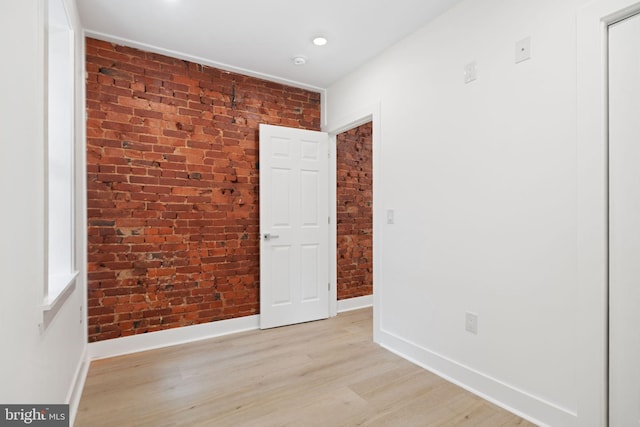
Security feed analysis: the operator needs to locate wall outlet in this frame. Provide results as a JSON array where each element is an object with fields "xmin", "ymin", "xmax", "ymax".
[
  {"xmin": 465, "ymin": 312, "xmax": 478, "ymax": 334},
  {"xmin": 515, "ymin": 37, "xmax": 532, "ymax": 63}
]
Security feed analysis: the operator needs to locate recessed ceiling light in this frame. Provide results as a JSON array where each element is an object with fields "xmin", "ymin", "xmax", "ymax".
[
  {"xmin": 313, "ymin": 37, "xmax": 328, "ymax": 46},
  {"xmin": 293, "ymin": 56, "xmax": 306, "ymax": 66}
]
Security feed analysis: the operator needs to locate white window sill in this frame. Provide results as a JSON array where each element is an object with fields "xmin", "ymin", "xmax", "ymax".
[{"xmin": 41, "ymin": 271, "xmax": 78, "ymax": 328}]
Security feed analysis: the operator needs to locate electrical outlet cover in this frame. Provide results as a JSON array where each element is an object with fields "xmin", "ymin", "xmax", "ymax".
[{"xmin": 515, "ymin": 37, "xmax": 531, "ymax": 63}]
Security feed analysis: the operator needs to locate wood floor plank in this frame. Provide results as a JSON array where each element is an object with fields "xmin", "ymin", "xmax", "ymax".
[{"xmin": 75, "ymin": 308, "xmax": 537, "ymax": 426}]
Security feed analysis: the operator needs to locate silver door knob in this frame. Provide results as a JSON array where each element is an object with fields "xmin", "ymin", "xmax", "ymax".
[{"xmin": 263, "ymin": 233, "xmax": 280, "ymax": 241}]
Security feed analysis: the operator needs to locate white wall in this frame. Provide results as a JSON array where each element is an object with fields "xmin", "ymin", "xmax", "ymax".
[
  {"xmin": 326, "ymin": 0, "xmax": 604, "ymax": 425},
  {"xmin": 0, "ymin": 0, "xmax": 87, "ymax": 421}
]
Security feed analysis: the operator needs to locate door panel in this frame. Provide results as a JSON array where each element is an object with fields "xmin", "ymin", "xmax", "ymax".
[
  {"xmin": 272, "ymin": 169, "xmax": 291, "ymax": 226},
  {"xmin": 609, "ymin": 12, "xmax": 640, "ymax": 426},
  {"xmin": 301, "ymin": 245, "xmax": 320, "ymax": 301},
  {"xmin": 272, "ymin": 246, "xmax": 292, "ymax": 305},
  {"xmin": 259, "ymin": 124, "xmax": 329, "ymax": 329},
  {"xmin": 301, "ymin": 171, "xmax": 319, "ymax": 225}
]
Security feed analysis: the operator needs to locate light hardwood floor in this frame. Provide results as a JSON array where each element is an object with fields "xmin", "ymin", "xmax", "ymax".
[{"xmin": 75, "ymin": 308, "xmax": 536, "ymax": 426}]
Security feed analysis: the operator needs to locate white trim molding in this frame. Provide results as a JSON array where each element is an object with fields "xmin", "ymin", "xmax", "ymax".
[
  {"xmin": 84, "ymin": 30, "xmax": 326, "ymax": 95},
  {"xmin": 87, "ymin": 296, "xmax": 376, "ymax": 361},
  {"xmin": 40, "ymin": 274, "xmax": 77, "ymax": 329},
  {"xmin": 337, "ymin": 295, "xmax": 373, "ymax": 313},
  {"xmin": 378, "ymin": 329, "xmax": 572, "ymax": 427},
  {"xmin": 324, "ymin": 101, "xmax": 382, "ymax": 342},
  {"xmin": 88, "ymin": 315, "xmax": 259, "ymax": 361},
  {"xmin": 577, "ymin": 1, "xmax": 640, "ymax": 425},
  {"xmin": 67, "ymin": 348, "xmax": 90, "ymax": 427}
]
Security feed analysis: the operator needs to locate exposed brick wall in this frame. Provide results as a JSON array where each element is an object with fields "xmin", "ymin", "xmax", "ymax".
[
  {"xmin": 85, "ymin": 38, "xmax": 321, "ymax": 342},
  {"xmin": 336, "ymin": 122, "xmax": 373, "ymax": 300}
]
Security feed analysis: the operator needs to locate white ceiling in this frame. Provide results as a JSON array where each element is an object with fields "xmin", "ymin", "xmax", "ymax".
[{"xmin": 76, "ymin": 0, "xmax": 463, "ymax": 90}]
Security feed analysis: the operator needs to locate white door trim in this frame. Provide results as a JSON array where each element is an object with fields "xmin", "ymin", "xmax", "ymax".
[
  {"xmin": 608, "ymin": 14, "xmax": 640, "ymax": 424},
  {"xmin": 324, "ymin": 102, "xmax": 382, "ymax": 342},
  {"xmin": 577, "ymin": 1, "xmax": 640, "ymax": 425}
]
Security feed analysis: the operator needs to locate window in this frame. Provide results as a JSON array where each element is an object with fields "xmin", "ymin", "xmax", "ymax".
[{"xmin": 45, "ymin": 0, "xmax": 77, "ymax": 308}]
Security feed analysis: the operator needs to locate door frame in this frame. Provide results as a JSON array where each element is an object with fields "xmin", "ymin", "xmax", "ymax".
[
  {"xmin": 578, "ymin": 1, "xmax": 640, "ymax": 425},
  {"xmin": 607, "ymin": 14, "xmax": 640, "ymax": 425},
  {"xmin": 325, "ymin": 103, "xmax": 382, "ymax": 342}
]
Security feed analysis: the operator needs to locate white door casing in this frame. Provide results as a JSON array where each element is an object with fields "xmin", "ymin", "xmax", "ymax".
[
  {"xmin": 259, "ymin": 124, "xmax": 330, "ymax": 329},
  {"xmin": 609, "ymin": 12, "xmax": 640, "ymax": 426}
]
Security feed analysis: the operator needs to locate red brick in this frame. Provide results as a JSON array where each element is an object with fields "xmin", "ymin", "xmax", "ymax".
[
  {"xmin": 86, "ymin": 37, "xmax": 320, "ymax": 342},
  {"xmin": 336, "ymin": 123, "xmax": 373, "ymax": 300}
]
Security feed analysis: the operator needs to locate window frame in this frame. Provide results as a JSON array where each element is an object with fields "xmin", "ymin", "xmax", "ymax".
[{"xmin": 43, "ymin": 0, "xmax": 78, "ymax": 313}]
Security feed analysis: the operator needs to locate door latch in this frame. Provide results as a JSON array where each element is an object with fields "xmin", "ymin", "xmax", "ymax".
[{"xmin": 263, "ymin": 233, "xmax": 280, "ymax": 241}]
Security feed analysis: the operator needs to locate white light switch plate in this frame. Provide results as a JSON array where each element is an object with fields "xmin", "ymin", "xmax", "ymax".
[
  {"xmin": 464, "ymin": 61, "xmax": 477, "ymax": 84},
  {"xmin": 465, "ymin": 312, "xmax": 478, "ymax": 334},
  {"xmin": 386, "ymin": 209, "xmax": 395, "ymax": 224}
]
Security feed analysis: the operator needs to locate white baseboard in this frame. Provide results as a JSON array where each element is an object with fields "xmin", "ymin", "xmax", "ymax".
[
  {"xmin": 87, "ymin": 297, "xmax": 368, "ymax": 361},
  {"xmin": 378, "ymin": 328, "xmax": 576, "ymax": 427},
  {"xmin": 88, "ymin": 315, "xmax": 260, "ymax": 361},
  {"xmin": 337, "ymin": 295, "xmax": 373, "ymax": 313},
  {"xmin": 67, "ymin": 346, "xmax": 89, "ymax": 426}
]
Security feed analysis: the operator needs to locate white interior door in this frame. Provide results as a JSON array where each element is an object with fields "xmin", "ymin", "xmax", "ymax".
[
  {"xmin": 609, "ymin": 12, "xmax": 640, "ymax": 426},
  {"xmin": 259, "ymin": 124, "xmax": 329, "ymax": 329}
]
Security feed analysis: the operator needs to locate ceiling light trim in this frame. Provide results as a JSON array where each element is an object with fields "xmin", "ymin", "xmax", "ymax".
[{"xmin": 313, "ymin": 36, "xmax": 328, "ymax": 46}]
